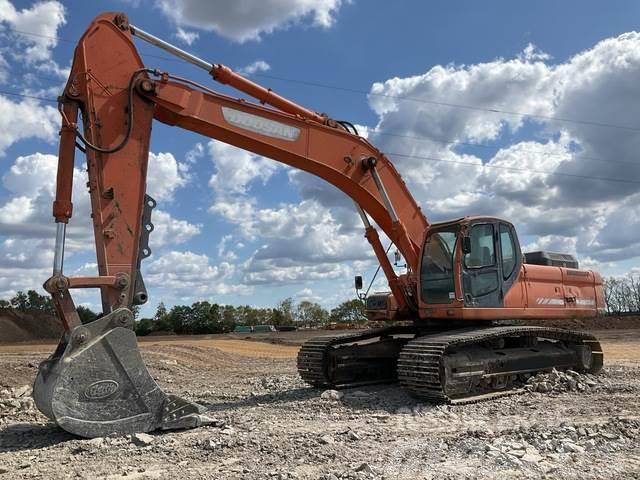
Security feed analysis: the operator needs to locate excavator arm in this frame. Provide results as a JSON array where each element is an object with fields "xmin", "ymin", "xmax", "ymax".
[{"xmin": 33, "ymin": 12, "xmax": 428, "ymax": 437}]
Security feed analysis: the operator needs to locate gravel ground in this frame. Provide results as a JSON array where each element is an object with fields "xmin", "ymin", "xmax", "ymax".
[{"xmin": 0, "ymin": 336, "xmax": 639, "ymax": 479}]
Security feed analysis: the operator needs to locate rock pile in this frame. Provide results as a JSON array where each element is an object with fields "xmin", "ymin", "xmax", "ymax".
[
  {"xmin": 525, "ymin": 368, "xmax": 600, "ymax": 394},
  {"xmin": 0, "ymin": 385, "xmax": 37, "ymax": 424},
  {"xmin": 319, "ymin": 462, "xmax": 377, "ymax": 480},
  {"xmin": 475, "ymin": 417, "xmax": 639, "ymax": 470}
]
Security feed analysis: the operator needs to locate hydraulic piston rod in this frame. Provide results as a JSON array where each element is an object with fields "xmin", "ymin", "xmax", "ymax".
[
  {"xmin": 129, "ymin": 22, "xmax": 326, "ymax": 123},
  {"xmin": 130, "ymin": 24, "xmax": 213, "ymax": 71},
  {"xmin": 52, "ymin": 223, "xmax": 66, "ymax": 275}
]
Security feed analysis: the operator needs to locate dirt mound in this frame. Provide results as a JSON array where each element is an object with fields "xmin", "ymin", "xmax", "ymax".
[
  {"xmin": 526, "ymin": 315, "xmax": 639, "ymax": 330},
  {"xmin": 0, "ymin": 308, "xmax": 63, "ymax": 343}
]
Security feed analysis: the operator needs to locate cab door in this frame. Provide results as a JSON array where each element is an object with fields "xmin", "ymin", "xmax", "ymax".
[
  {"xmin": 461, "ymin": 222, "xmax": 502, "ymax": 307},
  {"xmin": 497, "ymin": 222, "xmax": 523, "ymax": 305}
]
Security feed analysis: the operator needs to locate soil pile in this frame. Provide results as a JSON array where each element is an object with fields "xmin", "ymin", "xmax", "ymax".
[
  {"xmin": 526, "ymin": 315, "xmax": 639, "ymax": 330},
  {"xmin": 0, "ymin": 308, "xmax": 62, "ymax": 343}
]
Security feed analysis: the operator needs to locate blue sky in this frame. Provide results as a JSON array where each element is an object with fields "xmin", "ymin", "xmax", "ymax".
[{"xmin": 1, "ymin": 0, "xmax": 639, "ymax": 315}]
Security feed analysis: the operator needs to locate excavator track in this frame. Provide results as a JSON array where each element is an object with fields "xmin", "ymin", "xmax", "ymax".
[
  {"xmin": 397, "ymin": 326, "xmax": 603, "ymax": 403},
  {"xmin": 297, "ymin": 326, "xmax": 416, "ymax": 388},
  {"xmin": 298, "ymin": 325, "xmax": 603, "ymax": 404}
]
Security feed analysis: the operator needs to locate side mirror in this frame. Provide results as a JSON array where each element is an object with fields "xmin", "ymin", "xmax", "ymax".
[
  {"xmin": 354, "ymin": 275, "xmax": 363, "ymax": 291},
  {"xmin": 462, "ymin": 236, "xmax": 472, "ymax": 254}
]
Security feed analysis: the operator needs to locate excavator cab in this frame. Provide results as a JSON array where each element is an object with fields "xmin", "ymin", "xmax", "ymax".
[{"xmin": 419, "ymin": 217, "xmax": 523, "ymax": 311}]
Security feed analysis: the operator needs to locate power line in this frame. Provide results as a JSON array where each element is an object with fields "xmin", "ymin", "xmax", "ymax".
[
  {"xmin": 253, "ymin": 73, "xmax": 640, "ymax": 133},
  {"xmin": 387, "ymin": 152, "xmax": 640, "ymax": 185},
  {"xmin": 4, "ymin": 74, "xmax": 637, "ymax": 169},
  {"xmin": 373, "ymin": 131, "xmax": 640, "ymax": 168},
  {"xmin": 0, "ymin": 87, "xmax": 637, "ymax": 185},
  {"xmin": 0, "ymin": 89, "xmax": 57, "ymax": 103},
  {"xmin": 7, "ymin": 26, "xmax": 640, "ymax": 133},
  {"xmin": 7, "ymin": 27, "xmax": 193, "ymax": 64}
]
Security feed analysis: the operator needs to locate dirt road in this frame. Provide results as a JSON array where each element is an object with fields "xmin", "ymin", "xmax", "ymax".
[{"xmin": 0, "ymin": 330, "xmax": 639, "ymax": 479}]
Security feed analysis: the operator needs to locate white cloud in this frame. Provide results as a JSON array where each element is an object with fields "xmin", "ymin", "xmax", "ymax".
[
  {"xmin": 237, "ymin": 60, "xmax": 271, "ymax": 76},
  {"xmin": 0, "ymin": 152, "xmax": 91, "ymax": 242},
  {"xmin": 145, "ymin": 250, "xmax": 247, "ymax": 297},
  {"xmin": 522, "ymin": 235, "xmax": 577, "ymax": 256},
  {"xmin": 175, "ymin": 27, "xmax": 199, "ymax": 45},
  {"xmin": 0, "ymin": 196, "xmax": 34, "ymax": 224},
  {"xmin": 362, "ymin": 35, "xmax": 640, "ymax": 266},
  {"xmin": 207, "ymin": 140, "xmax": 278, "ymax": 198},
  {"xmin": 147, "ymin": 151, "xmax": 190, "ymax": 202},
  {"xmin": 243, "ymin": 258, "xmax": 353, "ymax": 286},
  {"xmin": 217, "ymin": 234, "xmax": 238, "ymax": 261},
  {"xmin": 0, "ymin": 97, "xmax": 59, "ymax": 156},
  {"xmin": 185, "ymin": 142, "xmax": 205, "ymax": 164},
  {"xmin": 0, "ymin": 53, "xmax": 9, "ymax": 83},
  {"xmin": 151, "ymin": 209, "xmax": 201, "ymax": 248},
  {"xmin": 34, "ymin": 58, "xmax": 70, "ymax": 79},
  {"xmin": 0, "ymin": 265, "xmax": 49, "ymax": 298},
  {"xmin": 0, "ymin": 0, "xmax": 66, "ymax": 63},
  {"xmin": 0, "ymin": 151, "xmax": 195, "ymax": 241},
  {"xmin": 0, "ymin": 237, "xmax": 53, "ymax": 269},
  {"xmin": 211, "ymin": 198, "xmax": 371, "ymax": 284},
  {"xmin": 155, "ymin": 0, "xmax": 346, "ymax": 42}
]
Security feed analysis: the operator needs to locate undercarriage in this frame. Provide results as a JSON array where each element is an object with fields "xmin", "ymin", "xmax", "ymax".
[{"xmin": 297, "ymin": 324, "xmax": 603, "ymax": 403}]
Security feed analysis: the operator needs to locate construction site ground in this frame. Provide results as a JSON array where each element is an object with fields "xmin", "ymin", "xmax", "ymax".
[{"xmin": 0, "ymin": 328, "xmax": 639, "ymax": 479}]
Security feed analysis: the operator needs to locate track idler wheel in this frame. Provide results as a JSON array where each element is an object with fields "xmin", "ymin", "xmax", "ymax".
[{"xmin": 32, "ymin": 308, "xmax": 213, "ymax": 438}]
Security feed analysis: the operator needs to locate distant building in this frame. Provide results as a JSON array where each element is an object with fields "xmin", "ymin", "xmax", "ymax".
[
  {"xmin": 233, "ymin": 325, "xmax": 253, "ymax": 333},
  {"xmin": 233, "ymin": 325, "xmax": 278, "ymax": 333},
  {"xmin": 253, "ymin": 325, "xmax": 277, "ymax": 333}
]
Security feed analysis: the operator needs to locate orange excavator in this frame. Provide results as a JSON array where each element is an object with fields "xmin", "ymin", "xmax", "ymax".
[{"xmin": 33, "ymin": 12, "xmax": 604, "ymax": 438}]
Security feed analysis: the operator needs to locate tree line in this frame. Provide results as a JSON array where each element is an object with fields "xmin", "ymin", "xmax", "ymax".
[
  {"xmin": 0, "ymin": 290, "xmax": 367, "ymax": 335},
  {"xmin": 4, "ymin": 273, "xmax": 637, "ymax": 334},
  {"xmin": 134, "ymin": 297, "xmax": 366, "ymax": 335},
  {"xmin": 603, "ymin": 273, "xmax": 640, "ymax": 315}
]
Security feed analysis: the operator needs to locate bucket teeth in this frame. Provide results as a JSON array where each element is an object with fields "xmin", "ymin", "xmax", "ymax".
[
  {"xmin": 32, "ymin": 308, "xmax": 211, "ymax": 438},
  {"xmin": 160, "ymin": 394, "xmax": 214, "ymax": 430}
]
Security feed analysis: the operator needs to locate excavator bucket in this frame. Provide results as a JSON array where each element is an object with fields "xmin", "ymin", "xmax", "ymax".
[{"xmin": 33, "ymin": 308, "xmax": 213, "ymax": 438}]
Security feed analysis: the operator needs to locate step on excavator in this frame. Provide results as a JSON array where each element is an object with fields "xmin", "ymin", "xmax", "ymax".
[{"xmin": 33, "ymin": 12, "xmax": 604, "ymax": 438}]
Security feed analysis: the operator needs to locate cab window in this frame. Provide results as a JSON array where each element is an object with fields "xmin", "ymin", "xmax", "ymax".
[
  {"xmin": 499, "ymin": 224, "xmax": 516, "ymax": 279},
  {"xmin": 464, "ymin": 224, "xmax": 495, "ymax": 268}
]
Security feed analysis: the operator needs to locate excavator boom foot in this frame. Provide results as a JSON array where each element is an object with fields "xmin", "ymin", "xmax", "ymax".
[{"xmin": 33, "ymin": 308, "xmax": 212, "ymax": 438}]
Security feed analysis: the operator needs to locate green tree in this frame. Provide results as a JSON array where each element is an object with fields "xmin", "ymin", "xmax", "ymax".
[
  {"xmin": 153, "ymin": 302, "xmax": 171, "ymax": 331},
  {"xmin": 296, "ymin": 300, "xmax": 329, "ymax": 328},
  {"xmin": 167, "ymin": 305, "xmax": 192, "ymax": 334},
  {"xmin": 130, "ymin": 304, "xmax": 141, "ymax": 319},
  {"xmin": 9, "ymin": 290, "xmax": 54, "ymax": 314},
  {"xmin": 330, "ymin": 299, "xmax": 367, "ymax": 324},
  {"xmin": 77, "ymin": 305, "xmax": 98, "ymax": 324},
  {"xmin": 274, "ymin": 297, "xmax": 295, "ymax": 325},
  {"xmin": 212, "ymin": 303, "xmax": 235, "ymax": 332},
  {"xmin": 0, "ymin": 299, "xmax": 9, "ymax": 308},
  {"xmin": 222, "ymin": 305, "xmax": 237, "ymax": 328},
  {"xmin": 135, "ymin": 317, "xmax": 155, "ymax": 336},
  {"xmin": 27, "ymin": 290, "xmax": 54, "ymax": 313},
  {"xmin": 270, "ymin": 307, "xmax": 284, "ymax": 326},
  {"xmin": 10, "ymin": 291, "xmax": 29, "ymax": 311}
]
